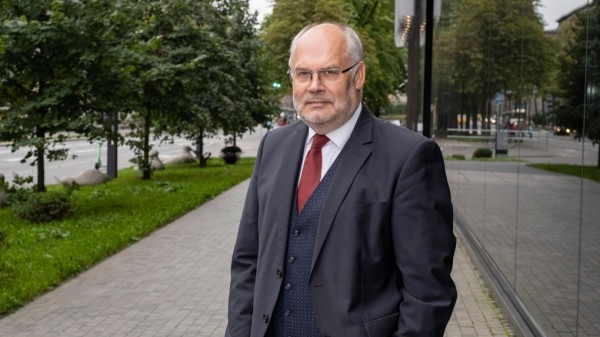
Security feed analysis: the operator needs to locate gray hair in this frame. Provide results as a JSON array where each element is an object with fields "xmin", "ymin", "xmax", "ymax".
[{"xmin": 288, "ymin": 22, "xmax": 363, "ymax": 70}]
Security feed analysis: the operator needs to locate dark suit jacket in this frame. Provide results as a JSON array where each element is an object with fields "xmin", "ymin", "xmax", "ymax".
[{"xmin": 226, "ymin": 105, "xmax": 456, "ymax": 337}]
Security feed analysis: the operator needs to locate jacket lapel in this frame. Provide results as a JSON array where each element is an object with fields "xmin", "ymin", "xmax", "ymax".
[
  {"xmin": 271, "ymin": 122, "xmax": 307, "ymax": 247},
  {"xmin": 311, "ymin": 105, "xmax": 374, "ymax": 272}
]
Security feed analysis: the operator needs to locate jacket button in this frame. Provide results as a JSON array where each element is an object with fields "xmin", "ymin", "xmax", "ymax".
[
  {"xmin": 276, "ymin": 268, "xmax": 283, "ymax": 278},
  {"xmin": 262, "ymin": 313, "xmax": 269, "ymax": 323}
]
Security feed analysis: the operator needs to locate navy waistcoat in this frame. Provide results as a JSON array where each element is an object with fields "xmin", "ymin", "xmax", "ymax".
[{"xmin": 267, "ymin": 158, "xmax": 340, "ymax": 337}]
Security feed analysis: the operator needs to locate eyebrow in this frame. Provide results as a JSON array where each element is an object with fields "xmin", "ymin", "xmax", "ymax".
[{"xmin": 293, "ymin": 65, "xmax": 342, "ymax": 70}]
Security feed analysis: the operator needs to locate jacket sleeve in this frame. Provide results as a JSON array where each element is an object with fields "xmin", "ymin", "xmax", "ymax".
[
  {"xmin": 392, "ymin": 139, "xmax": 457, "ymax": 337},
  {"xmin": 225, "ymin": 134, "xmax": 267, "ymax": 337}
]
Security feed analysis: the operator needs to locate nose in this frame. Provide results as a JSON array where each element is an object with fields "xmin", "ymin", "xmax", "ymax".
[{"xmin": 307, "ymin": 73, "xmax": 325, "ymax": 92}]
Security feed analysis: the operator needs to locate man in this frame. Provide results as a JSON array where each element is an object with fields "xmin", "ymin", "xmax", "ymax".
[{"xmin": 226, "ymin": 22, "xmax": 456, "ymax": 337}]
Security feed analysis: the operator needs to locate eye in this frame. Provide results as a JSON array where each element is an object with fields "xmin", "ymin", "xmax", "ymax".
[
  {"xmin": 320, "ymin": 69, "xmax": 340, "ymax": 79},
  {"xmin": 295, "ymin": 70, "xmax": 312, "ymax": 80}
]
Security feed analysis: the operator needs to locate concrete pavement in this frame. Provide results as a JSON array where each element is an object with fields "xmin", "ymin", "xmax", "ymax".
[
  {"xmin": 438, "ymin": 137, "xmax": 600, "ymax": 337},
  {"xmin": 0, "ymin": 176, "xmax": 514, "ymax": 336}
]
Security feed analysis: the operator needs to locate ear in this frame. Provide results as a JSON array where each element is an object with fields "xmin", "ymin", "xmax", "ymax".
[{"xmin": 353, "ymin": 61, "xmax": 366, "ymax": 90}]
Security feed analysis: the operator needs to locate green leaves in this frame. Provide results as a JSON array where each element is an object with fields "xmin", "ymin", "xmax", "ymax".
[{"xmin": 0, "ymin": 0, "xmax": 271, "ymax": 186}]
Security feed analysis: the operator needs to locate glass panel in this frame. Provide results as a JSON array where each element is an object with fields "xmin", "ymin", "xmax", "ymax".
[{"xmin": 433, "ymin": 1, "xmax": 599, "ymax": 336}]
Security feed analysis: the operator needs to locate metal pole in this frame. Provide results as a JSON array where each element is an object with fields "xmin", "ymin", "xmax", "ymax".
[
  {"xmin": 107, "ymin": 115, "xmax": 118, "ymax": 178},
  {"xmin": 422, "ymin": 0, "xmax": 434, "ymax": 138},
  {"xmin": 406, "ymin": 0, "xmax": 421, "ymax": 132}
]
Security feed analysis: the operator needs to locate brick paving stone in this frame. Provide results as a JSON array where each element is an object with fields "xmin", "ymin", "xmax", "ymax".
[{"xmin": 0, "ymin": 146, "xmax": 515, "ymax": 337}]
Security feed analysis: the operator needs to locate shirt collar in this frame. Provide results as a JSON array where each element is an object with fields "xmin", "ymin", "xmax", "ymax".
[{"xmin": 305, "ymin": 104, "xmax": 362, "ymax": 150}]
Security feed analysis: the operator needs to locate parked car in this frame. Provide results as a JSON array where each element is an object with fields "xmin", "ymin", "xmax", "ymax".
[{"xmin": 553, "ymin": 126, "xmax": 571, "ymax": 135}]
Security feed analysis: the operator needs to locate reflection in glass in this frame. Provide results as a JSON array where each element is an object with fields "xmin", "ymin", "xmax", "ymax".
[{"xmin": 435, "ymin": 1, "xmax": 600, "ymax": 336}]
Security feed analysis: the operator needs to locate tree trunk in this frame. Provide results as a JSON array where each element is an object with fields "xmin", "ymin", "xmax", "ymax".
[
  {"xmin": 197, "ymin": 129, "xmax": 207, "ymax": 168},
  {"xmin": 36, "ymin": 127, "xmax": 46, "ymax": 192},
  {"xmin": 142, "ymin": 110, "xmax": 151, "ymax": 180},
  {"xmin": 597, "ymin": 145, "xmax": 599, "ymax": 168}
]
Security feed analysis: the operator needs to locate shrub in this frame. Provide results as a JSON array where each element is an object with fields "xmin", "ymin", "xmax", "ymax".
[
  {"xmin": 11, "ymin": 191, "xmax": 71, "ymax": 223},
  {"xmin": 220, "ymin": 146, "xmax": 242, "ymax": 165},
  {"xmin": 451, "ymin": 154, "xmax": 466, "ymax": 160},
  {"xmin": 472, "ymin": 147, "xmax": 493, "ymax": 159},
  {"xmin": 4, "ymin": 174, "xmax": 35, "ymax": 206}
]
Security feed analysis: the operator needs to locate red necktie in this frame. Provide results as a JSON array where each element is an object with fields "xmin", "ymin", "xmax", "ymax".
[{"xmin": 297, "ymin": 134, "xmax": 329, "ymax": 214}]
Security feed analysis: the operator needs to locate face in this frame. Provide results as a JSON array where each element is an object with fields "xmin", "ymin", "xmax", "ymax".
[{"xmin": 290, "ymin": 24, "xmax": 365, "ymax": 134}]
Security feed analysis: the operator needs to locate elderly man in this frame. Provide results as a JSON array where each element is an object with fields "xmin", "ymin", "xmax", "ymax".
[{"xmin": 226, "ymin": 22, "xmax": 456, "ymax": 337}]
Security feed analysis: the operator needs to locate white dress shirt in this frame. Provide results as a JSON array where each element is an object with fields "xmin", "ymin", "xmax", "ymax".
[{"xmin": 300, "ymin": 104, "xmax": 362, "ymax": 182}]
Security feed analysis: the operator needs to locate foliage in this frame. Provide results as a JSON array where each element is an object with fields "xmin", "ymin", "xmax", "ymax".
[
  {"xmin": 0, "ymin": 0, "xmax": 133, "ymax": 191},
  {"xmin": 0, "ymin": 0, "xmax": 271, "ymax": 185},
  {"xmin": 3, "ymin": 174, "xmax": 35, "ymax": 206},
  {"xmin": 260, "ymin": 0, "xmax": 406, "ymax": 115},
  {"xmin": 11, "ymin": 190, "xmax": 71, "ymax": 223},
  {"xmin": 553, "ymin": 1, "xmax": 600, "ymax": 167},
  {"xmin": 152, "ymin": 0, "xmax": 270, "ymax": 168},
  {"xmin": 220, "ymin": 145, "xmax": 242, "ymax": 164},
  {"xmin": 0, "ymin": 158, "xmax": 255, "ymax": 315},
  {"xmin": 528, "ymin": 163, "xmax": 600, "ymax": 183},
  {"xmin": 472, "ymin": 147, "xmax": 493, "ymax": 158},
  {"xmin": 433, "ymin": 0, "xmax": 555, "ymax": 130}
]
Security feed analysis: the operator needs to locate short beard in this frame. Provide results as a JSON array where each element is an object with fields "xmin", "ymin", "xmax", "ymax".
[{"xmin": 294, "ymin": 80, "xmax": 358, "ymax": 134}]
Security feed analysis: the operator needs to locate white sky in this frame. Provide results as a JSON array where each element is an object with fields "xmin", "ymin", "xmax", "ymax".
[
  {"xmin": 248, "ymin": 0, "xmax": 273, "ymax": 24},
  {"xmin": 249, "ymin": 0, "xmax": 591, "ymax": 30},
  {"xmin": 538, "ymin": 0, "xmax": 590, "ymax": 29}
]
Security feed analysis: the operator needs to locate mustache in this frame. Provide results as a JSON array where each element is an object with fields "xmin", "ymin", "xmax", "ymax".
[{"xmin": 302, "ymin": 95, "xmax": 333, "ymax": 104}]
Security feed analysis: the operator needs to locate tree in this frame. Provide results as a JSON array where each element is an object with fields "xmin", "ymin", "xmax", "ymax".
[
  {"xmin": 215, "ymin": 0, "xmax": 270, "ymax": 149},
  {"xmin": 260, "ymin": 0, "xmax": 405, "ymax": 116},
  {"xmin": 433, "ymin": 0, "xmax": 555, "ymax": 130},
  {"xmin": 0, "ymin": 0, "xmax": 131, "ymax": 191},
  {"xmin": 554, "ymin": 1, "xmax": 600, "ymax": 167},
  {"xmin": 122, "ymin": 0, "xmax": 232, "ymax": 178},
  {"xmin": 148, "ymin": 0, "xmax": 270, "ymax": 168}
]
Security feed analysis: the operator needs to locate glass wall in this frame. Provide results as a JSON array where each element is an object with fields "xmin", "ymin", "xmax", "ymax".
[{"xmin": 426, "ymin": 1, "xmax": 600, "ymax": 336}]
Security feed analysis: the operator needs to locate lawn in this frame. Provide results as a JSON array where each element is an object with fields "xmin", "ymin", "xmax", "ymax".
[
  {"xmin": 0, "ymin": 158, "xmax": 254, "ymax": 315},
  {"xmin": 527, "ymin": 163, "xmax": 600, "ymax": 184}
]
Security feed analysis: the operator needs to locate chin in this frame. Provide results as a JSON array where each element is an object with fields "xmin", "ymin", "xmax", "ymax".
[{"xmin": 301, "ymin": 110, "xmax": 334, "ymax": 124}]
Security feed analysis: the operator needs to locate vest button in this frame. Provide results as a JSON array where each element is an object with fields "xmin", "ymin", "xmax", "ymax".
[
  {"xmin": 262, "ymin": 314, "xmax": 269, "ymax": 323},
  {"xmin": 293, "ymin": 229, "xmax": 300, "ymax": 237},
  {"xmin": 276, "ymin": 268, "xmax": 283, "ymax": 278},
  {"xmin": 284, "ymin": 283, "xmax": 292, "ymax": 290},
  {"xmin": 284, "ymin": 308, "xmax": 291, "ymax": 316},
  {"xmin": 288, "ymin": 256, "xmax": 295, "ymax": 264}
]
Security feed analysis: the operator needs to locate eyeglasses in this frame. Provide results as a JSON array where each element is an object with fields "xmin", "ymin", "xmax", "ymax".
[{"xmin": 288, "ymin": 62, "xmax": 360, "ymax": 83}]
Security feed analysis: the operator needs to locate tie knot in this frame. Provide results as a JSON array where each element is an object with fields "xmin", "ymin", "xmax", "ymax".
[{"xmin": 311, "ymin": 134, "xmax": 329, "ymax": 150}]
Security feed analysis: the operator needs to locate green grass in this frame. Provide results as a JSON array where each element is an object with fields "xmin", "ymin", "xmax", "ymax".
[
  {"xmin": 444, "ymin": 155, "xmax": 521, "ymax": 162},
  {"xmin": 0, "ymin": 158, "xmax": 254, "ymax": 315},
  {"xmin": 471, "ymin": 157, "xmax": 521, "ymax": 162},
  {"xmin": 528, "ymin": 163, "xmax": 600, "ymax": 183}
]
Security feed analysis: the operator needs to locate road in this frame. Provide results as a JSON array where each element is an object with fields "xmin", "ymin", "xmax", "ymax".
[
  {"xmin": 520, "ymin": 131, "xmax": 598, "ymax": 165},
  {"xmin": 2, "ymin": 127, "xmax": 597, "ymax": 187},
  {"xmin": 0, "ymin": 127, "xmax": 267, "ymax": 187}
]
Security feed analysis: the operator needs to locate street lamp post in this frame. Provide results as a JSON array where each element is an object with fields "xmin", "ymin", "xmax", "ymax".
[{"xmin": 395, "ymin": 0, "xmax": 441, "ymax": 138}]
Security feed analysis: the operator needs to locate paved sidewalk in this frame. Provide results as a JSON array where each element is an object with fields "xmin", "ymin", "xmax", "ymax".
[{"xmin": 0, "ymin": 178, "xmax": 513, "ymax": 337}]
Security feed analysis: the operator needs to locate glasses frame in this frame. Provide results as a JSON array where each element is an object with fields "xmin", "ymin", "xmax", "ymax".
[{"xmin": 288, "ymin": 61, "xmax": 361, "ymax": 83}]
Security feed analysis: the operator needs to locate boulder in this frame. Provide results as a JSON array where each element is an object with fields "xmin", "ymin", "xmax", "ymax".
[
  {"xmin": 150, "ymin": 149, "xmax": 165, "ymax": 171},
  {"xmin": 57, "ymin": 169, "xmax": 112, "ymax": 187},
  {"xmin": 164, "ymin": 145, "xmax": 196, "ymax": 164}
]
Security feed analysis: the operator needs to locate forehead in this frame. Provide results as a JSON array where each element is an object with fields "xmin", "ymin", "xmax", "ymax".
[{"xmin": 291, "ymin": 25, "xmax": 348, "ymax": 68}]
